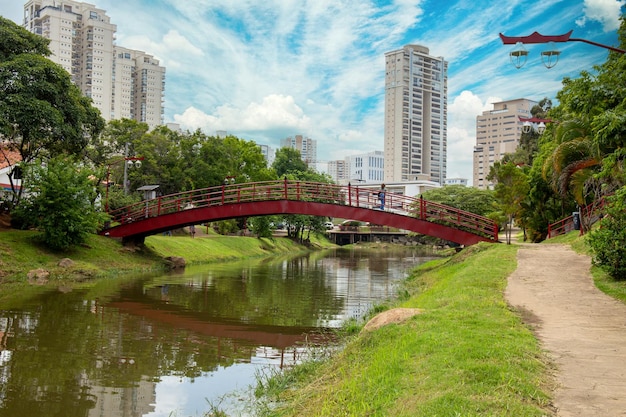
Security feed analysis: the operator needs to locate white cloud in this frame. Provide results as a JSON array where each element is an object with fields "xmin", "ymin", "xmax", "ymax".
[
  {"xmin": 577, "ymin": 0, "xmax": 625, "ymax": 31},
  {"xmin": 116, "ymin": 29, "xmax": 203, "ymax": 69},
  {"xmin": 162, "ymin": 30, "xmax": 204, "ymax": 57},
  {"xmin": 1, "ymin": 0, "xmax": 621, "ymax": 185},
  {"xmin": 449, "ymin": 91, "xmax": 486, "ymax": 129},
  {"xmin": 447, "ymin": 125, "xmax": 476, "ymax": 179},
  {"xmin": 174, "ymin": 94, "xmax": 310, "ymax": 134},
  {"xmin": 447, "ymin": 92, "xmax": 503, "ymax": 181}
]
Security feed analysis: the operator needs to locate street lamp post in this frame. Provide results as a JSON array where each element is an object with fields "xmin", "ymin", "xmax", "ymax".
[
  {"xmin": 123, "ymin": 156, "xmax": 143, "ymax": 195},
  {"xmin": 519, "ymin": 116, "xmax": 552, "ymax": 134},
  {"xmin": 499, "ymin": 30, "xmax": 625, "ymax": 69},
  {"xmin": 105, "ymin": 155, "xmax": 144, "ymax": 213}
]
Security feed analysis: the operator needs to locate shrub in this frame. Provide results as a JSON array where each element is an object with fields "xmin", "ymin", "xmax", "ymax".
[
  {"xmin": 13, "ymin": 156, "xmax": 106, "ymax": 251},
  {"xmin": 588, "ymin": 186, "xmax": 626, "ymax": 280}
]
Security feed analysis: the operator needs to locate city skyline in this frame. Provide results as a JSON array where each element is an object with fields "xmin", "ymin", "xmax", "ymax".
[{"xmin": 1, "ymin": 0, "xmax": 623, "ymax": 184}]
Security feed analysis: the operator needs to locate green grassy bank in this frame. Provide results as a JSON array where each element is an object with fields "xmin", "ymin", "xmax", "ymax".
[
  {"xmin": 0, "ymin": 229, "xmax": 335, "ymax": 304},
  {"xmin": 257, "ymin": 242, "xmax": 553, "ymax": 417},
  {"xmin": 6, "ymin": 226, "xmax": 624, "ymax": 417}
]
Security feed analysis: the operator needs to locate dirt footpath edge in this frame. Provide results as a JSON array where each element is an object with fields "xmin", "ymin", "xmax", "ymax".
[{"xmin": 505, "ymin": 244, "xmax": 626, "ymax": 417}]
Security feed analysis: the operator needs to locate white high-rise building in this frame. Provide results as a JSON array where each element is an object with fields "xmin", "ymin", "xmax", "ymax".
[
  {"xmin": 328, "ymin": 151, "xmax": 384, "ymax": 185},
  {"xmin": 22, "ymin": 0, "xmax": 165, "ymax": 128},
  {"xmin": 346, "ymin": 151, "xmax": 384, "ymax": 184},
  {"xmin": 384, "ymin": 44, "xmax": 447, "ymax": 185},
  {"xmin": 473, "ymin": 98, "xmax": 537, "ymax": 189},
  {"xmin": 258, "ymin": 144, "xmax": 275, "ymax": 166}
]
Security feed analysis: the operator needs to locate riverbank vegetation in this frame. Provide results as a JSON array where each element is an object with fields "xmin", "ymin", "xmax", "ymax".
[
  {"xmin": 255, "ymin": 242, "xmax": 553, "ymax": 416},
  {"xmin": 484, "ymin": 18, "xmax": 626, "ymax": 279}
]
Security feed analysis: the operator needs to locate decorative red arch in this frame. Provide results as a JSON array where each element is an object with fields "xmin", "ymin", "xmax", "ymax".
[{"xmin": 101, "ymin": 179, "xmax": 498, "ymax": 246}]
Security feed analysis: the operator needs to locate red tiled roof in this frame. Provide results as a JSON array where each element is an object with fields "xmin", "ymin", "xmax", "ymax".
[{"xmin": 0, "ymin": 144, "xmax": 21, "ymax": 170}]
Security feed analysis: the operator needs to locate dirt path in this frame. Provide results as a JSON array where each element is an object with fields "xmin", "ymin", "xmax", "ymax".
[{"xmin": 506, "ymin": 244, "xmax": 626, "ymax": 416}]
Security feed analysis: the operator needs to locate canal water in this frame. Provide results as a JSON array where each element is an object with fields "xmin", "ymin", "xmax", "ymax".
[{"xmin": 0, "ymin": 247, "xmax": 436, "ymax": 417}]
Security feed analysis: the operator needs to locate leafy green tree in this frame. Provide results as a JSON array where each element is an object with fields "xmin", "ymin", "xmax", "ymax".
[
  {"xmin": 540, "ymin": 117, "xmax": 606, "ymax": 234},
  {"xmin": 0, "ymin": 17, "xmax": 105, "ymax": 208},
  {"xmin": 541, "ymin": 17, "xmax": 626, "ymax": 204},
  {"xmin": 523, "ymin": 149, "xmax": 575, "ymax": 242},
  {"xmin": 0, "ymin": 16, "xmax": 50, "ymax": 60},
  {"xmin": 13, "ymin": 156, "xmax": 105, "ymax": 250},
  {"xmin": 96, "ymin": 119, "xmax": 151, "ymax": 210},
  {"xmin": 130, "ymin": 125, "xmax": 183, "ymax": 195},
  {"xmin": 420, "ymin": 185, "xmax": 496, "ymax": 217},
  {"xmin": 281, "ymin": 169, "xmax": 334, "ymax": 242},
  {"xmin": 488, "ymin": 161, "xmax": 529, "ymax": 244},
  {"xmin": 215, "ymin": 219, "xmax": 239, "ymax": 235},
  {"xmin": 520, "ymin": 18, "xmax": 626, "ymax": 242},
  {"xmin": 116, "ymin": 129, "xmax": 275, "ymax": 198},
  {"xmin": 102, "ymin": 118, "xmax": 150, "ymax": 153},
  {"xmin": 588, "ymin": 186, "xmax": 626, "ymax": 279},
  {"xmin": 248, "ymin": 216, "xmax": 273, "ymax": 238},
  {"xmin": 272, "ymin": 147, "xmax": 308, "ymax": 177},
  {"xmin": 221, "ymin": 135, "xmax": 274, "ymax": 183},
  {"xmin": 184, "ymin": 133, "xmax": 273, "ymax": 190}
]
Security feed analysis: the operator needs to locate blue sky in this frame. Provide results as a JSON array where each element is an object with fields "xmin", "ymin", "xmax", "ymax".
[{"xmin": 2, "ymin": 0, "xmax": 624, "ymax": 183}]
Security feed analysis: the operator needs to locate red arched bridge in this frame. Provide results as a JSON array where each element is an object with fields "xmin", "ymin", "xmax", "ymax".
[{"xmin": 101, "ymin": 179, "xmax": 499, "ymax": 246}]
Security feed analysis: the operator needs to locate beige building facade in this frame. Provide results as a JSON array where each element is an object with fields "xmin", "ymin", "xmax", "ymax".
[
  {"xmin": 384, "ymin": 44, "xmax": 447, "ymax": 185},
  {"xmin": 22, "ymin": 0, "xmax": 165, "ymax": 128},
  {"xmin": 328, "ymin": 159, "xmax": 348, "ymax": 184},
  {"xmin": 281, "ymin": 135, "xmax": 317, "ymax": 167},
  {"xmin": 473, "ymin": 98, "xmax": 537, "ymax": 189}
]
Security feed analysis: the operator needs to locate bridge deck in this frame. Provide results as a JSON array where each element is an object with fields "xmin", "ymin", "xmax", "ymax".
[{"xmin": 102, "ymin": 179, "xmax": 498, "ymax": 246}]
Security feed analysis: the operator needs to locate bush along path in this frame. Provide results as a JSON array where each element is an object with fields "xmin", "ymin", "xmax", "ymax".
[{"xmin": 506, "ymin": 244, "xmax": 626, "ymax": 416}]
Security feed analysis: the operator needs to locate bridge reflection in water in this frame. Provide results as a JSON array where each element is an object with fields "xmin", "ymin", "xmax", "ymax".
[
  {"xmin": 102, "ymin": 179, "xmax": 498, "ymax": 246},
  {"xmin": 0, "ymin": 247, "xmax": 436, "ymax": 417}
]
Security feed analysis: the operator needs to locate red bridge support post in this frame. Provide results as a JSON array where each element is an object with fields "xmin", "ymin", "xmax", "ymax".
[
  {"xmin": 348, "ymin": 183, "xmax": 352, "ymax": 206},
  {"xmin": 284, "ymin": 177, "xmax": 288, "ymax": 199}
]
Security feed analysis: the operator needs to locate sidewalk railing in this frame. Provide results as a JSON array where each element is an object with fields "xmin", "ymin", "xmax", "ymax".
[{"xmin": 547, "ymin": 198, "xmax": 607, "ymax": 238}]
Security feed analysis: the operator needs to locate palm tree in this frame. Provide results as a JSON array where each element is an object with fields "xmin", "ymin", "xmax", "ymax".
[{"xmin": 542, "ymin": 118, "xmax": 608, "ymax": 232}]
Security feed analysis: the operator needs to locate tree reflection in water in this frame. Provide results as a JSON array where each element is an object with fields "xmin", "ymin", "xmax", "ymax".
[{"xmin": 0, "ymin": 247, "xmax": 436, "ymax": 417}]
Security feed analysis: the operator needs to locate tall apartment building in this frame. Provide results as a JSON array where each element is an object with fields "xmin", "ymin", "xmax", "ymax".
[
  {"xmin": 473, "ymin": 98, "xmax": 537, "ymax": 189},
  {"xmin": 112, "ymin": 46, "xmax": 164, "ymax": 126},
  {"xmin": 384, "ymin": 44, "xmax": 447, "ymax": 185},
  {"xmin": 22, "ymin": 0, "xmax": 165, "ymax": 128},
  {"xmin": 280, "ymin": 135, "xmax": 317, "ymax": 167}
]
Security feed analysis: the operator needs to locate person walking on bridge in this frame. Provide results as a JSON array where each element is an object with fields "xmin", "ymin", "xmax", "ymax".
[{"xmin": 378, "ymin": 183, "xmax": 386, "ymax": 210}]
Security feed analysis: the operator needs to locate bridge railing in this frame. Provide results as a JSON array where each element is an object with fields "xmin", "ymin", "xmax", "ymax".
[{"xmin": 106, "ymin": 179, "xmax": 498, "ymax": 240}]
